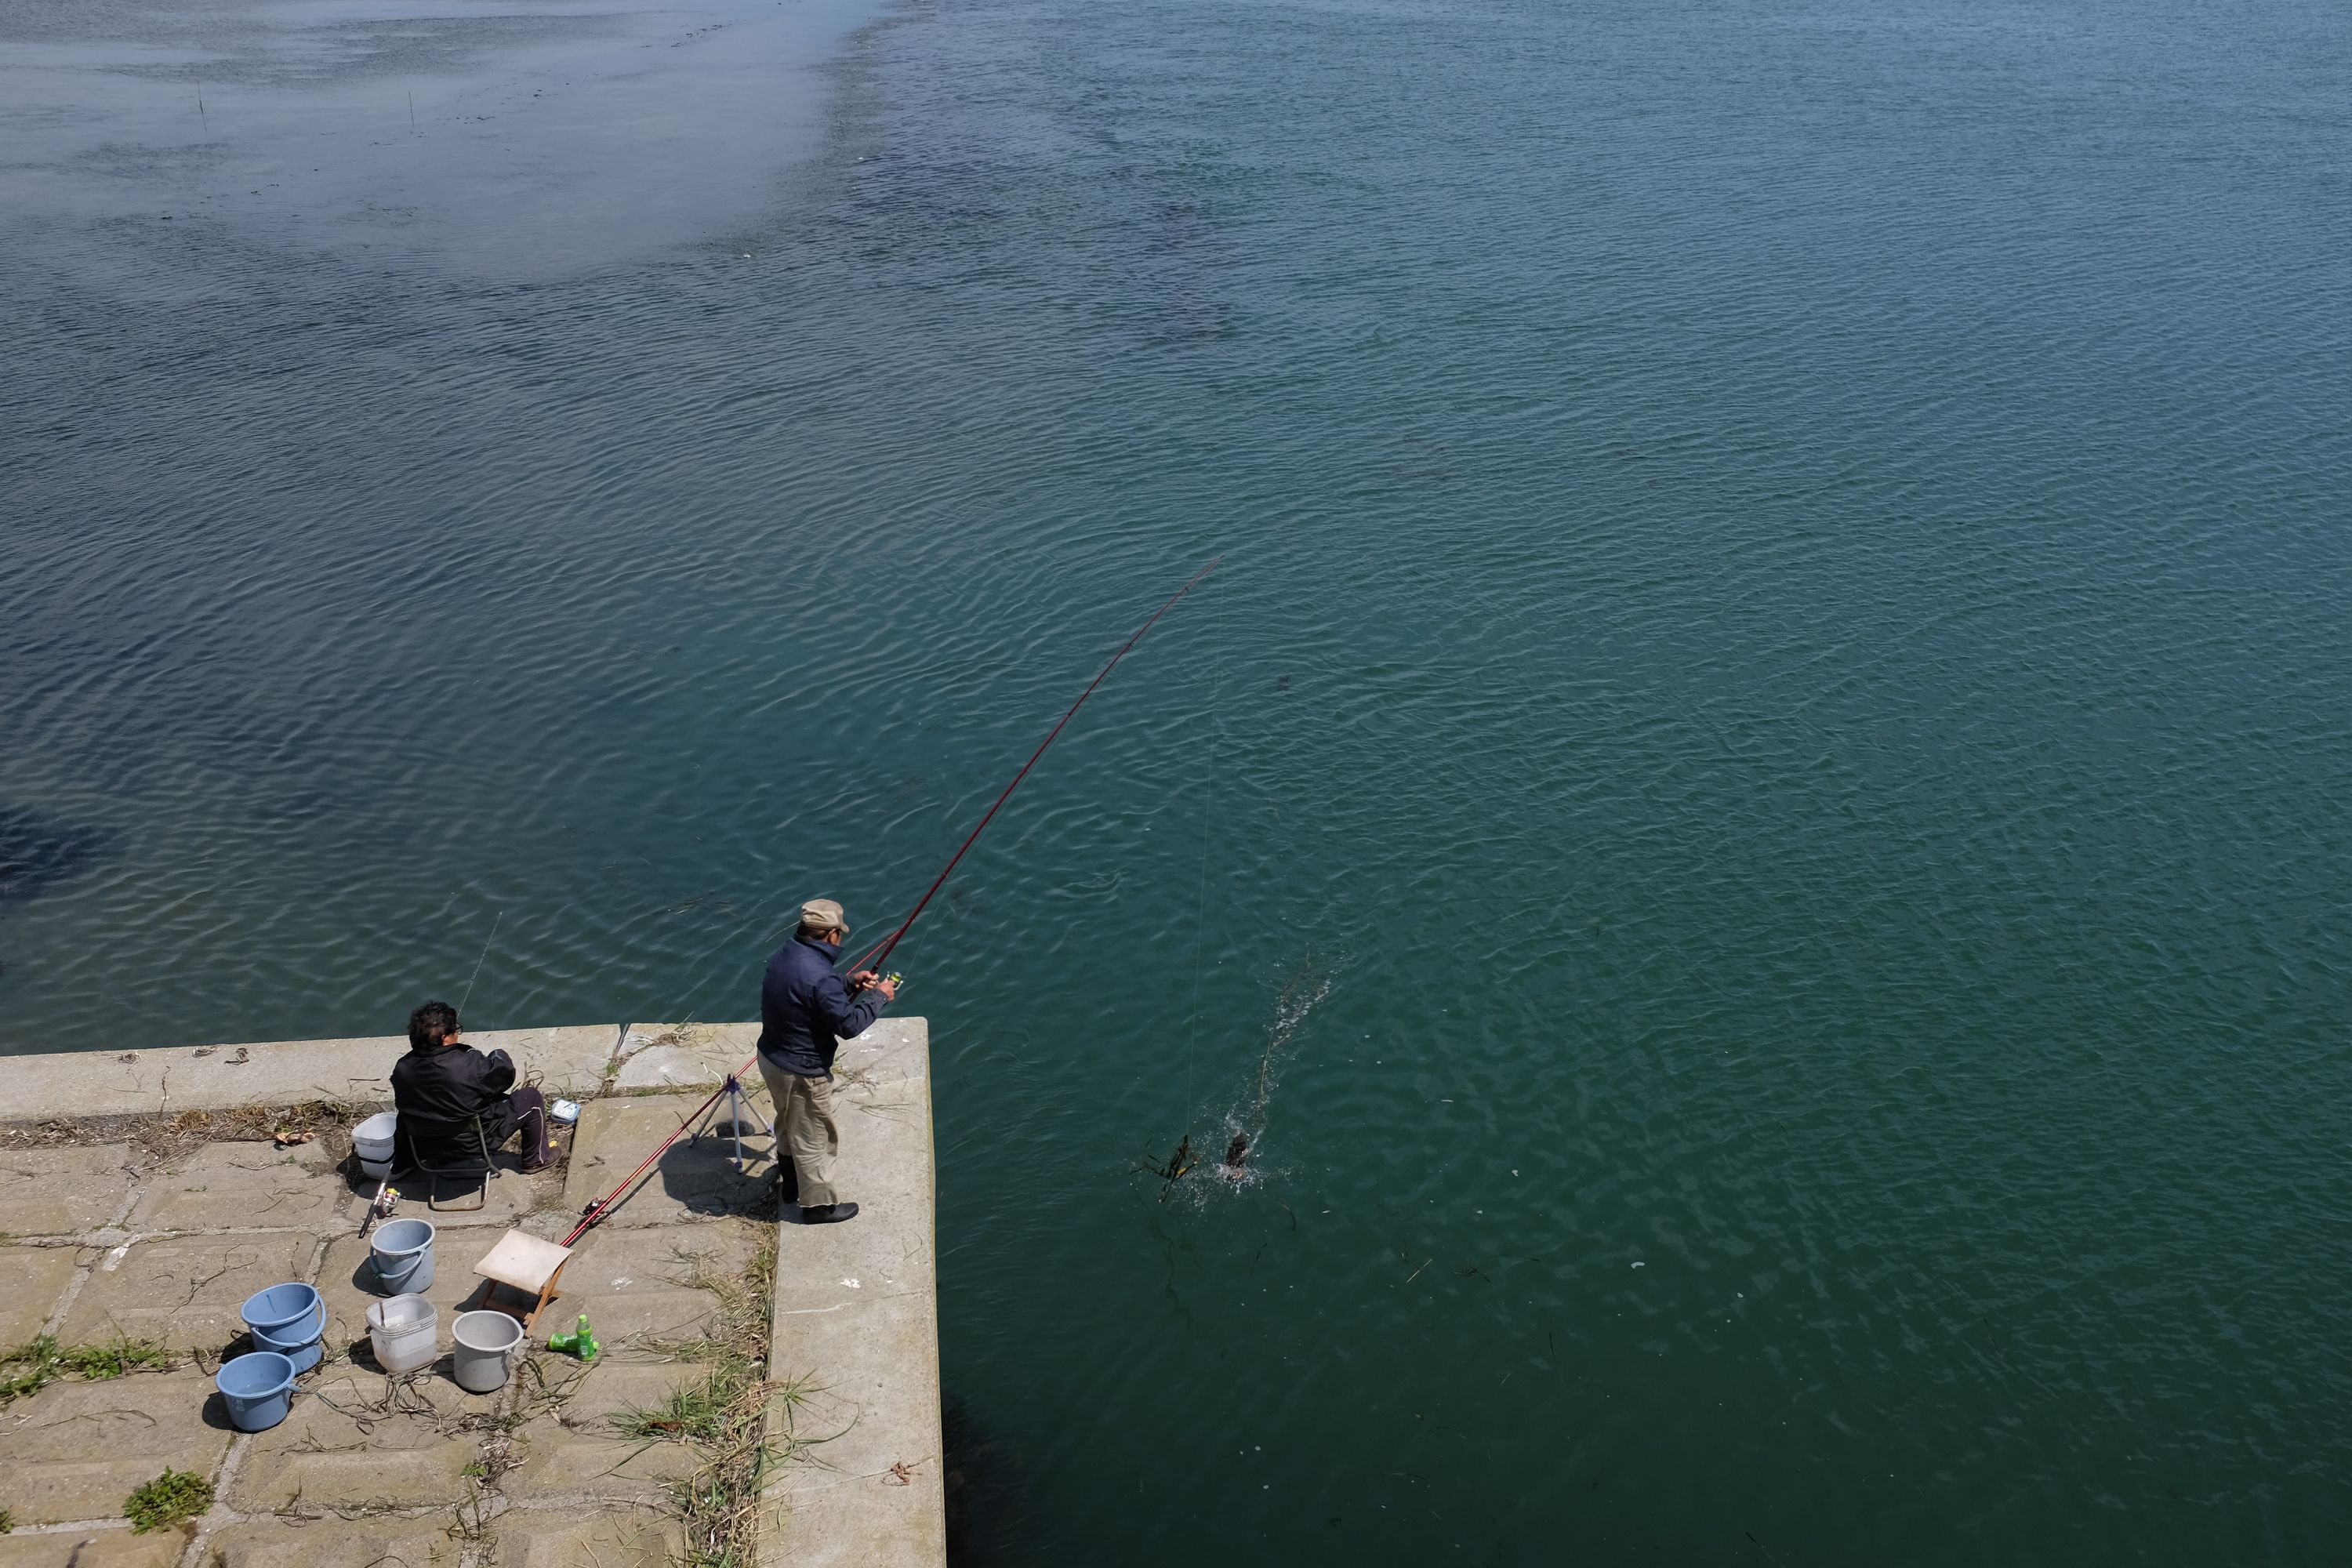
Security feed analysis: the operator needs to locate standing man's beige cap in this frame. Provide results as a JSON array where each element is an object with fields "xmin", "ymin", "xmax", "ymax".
[{"xmin": 799, "ymin": 898, "xmax": 847, "ymax": 934}]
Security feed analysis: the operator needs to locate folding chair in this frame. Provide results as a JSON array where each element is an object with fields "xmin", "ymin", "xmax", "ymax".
[{"xmin": 394, "ymin": 1113, "xmax": 499, "ymax": 1212}]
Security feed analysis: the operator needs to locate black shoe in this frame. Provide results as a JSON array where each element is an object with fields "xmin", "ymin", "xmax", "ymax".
[{"xmin": 797, "ymin": 1202, "xmax": 859, "ymax": 1225}]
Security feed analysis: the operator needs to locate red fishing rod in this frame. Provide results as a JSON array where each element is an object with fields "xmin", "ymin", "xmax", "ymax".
[
  {"xmin": 564, "ymin": 558, "xmax": 1221, "ymax": 1244},
  {"xmin": 846, "ymin": 554, "xmax": 1221, "ymax": 978},
  {"xmin": 564, "ymin": 1076, "xmax": 733, "ymax": 1243}
]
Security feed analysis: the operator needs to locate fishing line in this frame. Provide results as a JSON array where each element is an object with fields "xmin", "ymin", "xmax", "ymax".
[
  {"xmin": 459, "ymin": 909, "xmax": 502, "ymax": 1017},
  {"xmin": 1182, "ymin": 593, "xmax": 1228, "ymax": 1128}
]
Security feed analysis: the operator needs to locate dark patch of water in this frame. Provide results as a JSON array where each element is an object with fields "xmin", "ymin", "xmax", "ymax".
[{"xmin": 0, "ymin": 810, "xmax": 106, "ymax": 903}]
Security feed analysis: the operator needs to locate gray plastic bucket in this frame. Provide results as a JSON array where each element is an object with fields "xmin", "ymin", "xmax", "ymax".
[
  {"xmin": 451, "ymin": 1310, "xmax": 524, "ymax": 1394},
  {"xmin": 370, "ymin": 1218, "xmax": 436, "ymax": 1294}
]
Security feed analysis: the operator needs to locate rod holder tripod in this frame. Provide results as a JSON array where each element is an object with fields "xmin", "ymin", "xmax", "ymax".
[{"xmin": 698, "ymin": 1073, "xmax": 775, "ymax": 1174}]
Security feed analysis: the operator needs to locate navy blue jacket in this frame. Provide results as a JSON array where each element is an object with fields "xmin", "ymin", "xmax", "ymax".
[{"xmin": 757, "ymin": 934, "xmax": 889, "ymax": 1076}]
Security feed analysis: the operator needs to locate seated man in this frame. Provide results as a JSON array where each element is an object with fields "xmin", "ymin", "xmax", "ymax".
[{"xmin": 389, "ymin": 1000, "xmax": 551, "ymax": 1174}]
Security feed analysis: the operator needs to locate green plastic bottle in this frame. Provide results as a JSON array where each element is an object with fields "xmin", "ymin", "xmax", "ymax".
[{"xmin": 549, "ymin": 1312, "xmax": 601, "ymax": 1361}]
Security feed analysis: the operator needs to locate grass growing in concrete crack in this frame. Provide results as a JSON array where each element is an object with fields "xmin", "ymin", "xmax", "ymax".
[
  {"xmin": 628, "ymin": 1235, "xmax": 835, "ymax": 1568},
  {"xmin": 616, "ymin": 1367, "xmax": 739, "ymax": 1446},
  {"xmin": 0, "ymin": 1334, "xmax": 174, "ymax": 1405},
  {"xmin": 124, "ymin": 1468, "xmax": 213, "ymax": 1533},
  {"xmin": 448, "ymin": 1475, "xmax": 495, "ymax": 1543},
  {"xmin": 1, "ymin": 1100, "xmax": 365, "ymax": 1163}
]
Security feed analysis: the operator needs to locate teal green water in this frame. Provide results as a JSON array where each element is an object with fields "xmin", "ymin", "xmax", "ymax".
[{"xmin": 6, "ymin": 0, "xmax": 2351, "ymax": 1557}]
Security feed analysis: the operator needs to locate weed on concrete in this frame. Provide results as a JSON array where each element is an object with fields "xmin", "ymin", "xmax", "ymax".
[
  {"xmin": 630, "ymin": 1235, "xmax": 834, "ymax": 1568},
  {"xmin": 1, "ymin": 1333, "xmax": 175, "ymax": 1406},
  {"xmin": 0, "ymin": 1102, "xmax": 362, "ymax": 1164},
  {"xmin": 124, "ymin": 1468, "xmax": 213, "ymax": 1533}
]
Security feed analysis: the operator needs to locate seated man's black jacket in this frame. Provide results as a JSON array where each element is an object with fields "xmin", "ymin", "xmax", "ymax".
[{"xmin": 389, "ymin": 1042, "xmax": 521, "ymax": 1168}]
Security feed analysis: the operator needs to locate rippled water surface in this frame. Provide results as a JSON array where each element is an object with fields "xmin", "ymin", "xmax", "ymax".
[{"xmin": 6, "ymin": 0, "xmax": 2351, "ymax": 1557}]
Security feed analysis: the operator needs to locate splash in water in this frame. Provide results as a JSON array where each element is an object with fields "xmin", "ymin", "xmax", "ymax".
[
  {"xmin": 1145, "ymin": 953, "xmax": 1335, "ymax": 1196},
  {"xmin": 1242, "ymin": 957, "xmax": 1334, "ymax": 1136}
]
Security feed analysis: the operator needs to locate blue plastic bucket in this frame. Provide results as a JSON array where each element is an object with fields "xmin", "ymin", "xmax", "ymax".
[
  {"xmin": 267, "ymin": 1336, "xmax": 324, "ymax": 1374},
  {"xmin": 216, "ymin": 1352, "xmax": 296, "ymax": 1432},
  {"xmin": 252, "ymin": 1309, "xmax": 323, "ymax": 1349},
  {"xmin": 370, "ymin": 1218, "xmax": 436, "ymax": 1294},
  {"xmin": 240, "ymin": 1283, "xmax": 322, "ymax": 1334}
]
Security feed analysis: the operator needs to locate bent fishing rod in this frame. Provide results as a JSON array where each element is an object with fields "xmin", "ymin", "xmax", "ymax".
[{"xmin": 562, "ymin": 557, "xmax": 1221, "ymax": 1245}]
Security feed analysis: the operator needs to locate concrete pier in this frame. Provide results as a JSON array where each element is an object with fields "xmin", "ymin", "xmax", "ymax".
[{"xmin": 0, "ymin": 1020, "xmax": 942, "ymax": 1568}]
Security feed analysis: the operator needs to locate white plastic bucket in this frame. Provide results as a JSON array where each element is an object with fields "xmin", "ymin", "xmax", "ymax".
[
  {"xmin": 365, "ymin": 1293, "xmax": 437, "ymax": 1374},
  {"xmin": 451, "ymin": 1310, "xmax": 524, "ymax": 1393},
  {"xmin": 354, "ymin": 1112, "xmax": 398, "ymax": 1178}
]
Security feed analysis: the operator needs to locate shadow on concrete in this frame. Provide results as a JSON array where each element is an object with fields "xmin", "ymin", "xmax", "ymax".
[
  {"xmin": 336, "ymin": 1145, "xmax": 547, "ymax": 1205},
  {"xmin": 639, "ymin": 1133, "xmax": 777, "ymax": 1222},
  {"xmin": 338, "ymin": 1147, "xmax": 540, "ymax": 1186},
  {"xmin": 343, "ymin": 1335, "xmax": 464, "ymax": 1380}
]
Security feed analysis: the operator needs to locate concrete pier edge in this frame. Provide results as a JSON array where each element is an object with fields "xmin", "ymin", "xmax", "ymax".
[{"xmin": 0, "ymin": 1018, "xmax": 943, "ymax": 1568}]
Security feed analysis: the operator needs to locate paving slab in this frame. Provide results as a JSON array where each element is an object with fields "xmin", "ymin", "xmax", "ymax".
[
  {"xmin": 7, "ymin": 1025, "xmax": 623, "ymax": 1120},
  {"xmin": 63, "ymin": 1232, "xmax": 315, "ymax": 1352},
  {"xmin": 226, "ymin": 1366, "xmax": 483, "ymax": 1513},
  {"xmin": 549, "ymin": 1221, "xmax": 757, "ymax": 1347},
  {"xmin": 762, "ymin": 1018, "xmax": 942, "ymax": 1568},
  {"xmin": 0, "ymin": 1528, "xmax": 189, "ymax": 1568},
  {"xmin": 539, "ymin": 1276, "xmax": 719, "ymax": 1350},
  {"xmin": 0, "ymin": 1367, "xmax": 232, "ymax": 1526},
  {"xmin": 492, "ymin": 1507, "xmax": 681, "ymax": 1568},
  {"xmin": 0, "ymin": 1145, "xmax": 138, "ymax": 1238},
  {"xmin": 612, "ymin": 1022, "xmax": 760, "ymax": 1091},
  {"xmin": 0, "ymin": 1245, "xmax": 89, "ymax": 1344},
  {"xmin": 563, "ymin": 1096, "xmax": 775, "ymax": 1230},
  {"xmin": 510, "ymin": 1352, "xmax": 705, "ymax": 1431},
  {"xmin": 502, "ymin": 1356, "xmax": 708, "ymax": 1501},
  {"xmin": 199, "ymin": 1516, "xmax": 463, "ymax": 1568},
  {"xmin": 128, "ymin": 1139, "xmax": 350, "ymax": 1232}
]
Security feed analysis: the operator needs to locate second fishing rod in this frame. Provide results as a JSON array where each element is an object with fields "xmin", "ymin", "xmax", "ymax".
[{"xmin": 564, "ymin": 558, "xmax": 1221, "ymax": 1245}]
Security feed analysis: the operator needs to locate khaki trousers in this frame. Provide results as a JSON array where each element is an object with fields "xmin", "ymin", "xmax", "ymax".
[{"xmin": 757, "ymin": 1058, "xmax": 840, "ymax": 1209}]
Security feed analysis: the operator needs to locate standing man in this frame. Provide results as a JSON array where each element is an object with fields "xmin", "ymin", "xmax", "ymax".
[{"xmin": 757, "ymin": 897, "xmax": 897, "ymax": 1224}]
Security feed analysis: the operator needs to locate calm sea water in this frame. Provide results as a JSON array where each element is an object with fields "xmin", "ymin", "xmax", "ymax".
[{"xmin": 6, "ymin": 0, "xmax": 2350, "ymax": 1557}]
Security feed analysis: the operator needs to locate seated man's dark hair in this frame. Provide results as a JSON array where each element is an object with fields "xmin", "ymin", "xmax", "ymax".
[{"xmin": 408, "ymin": 1000, "xmax": 460, "ymax": 1051}]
